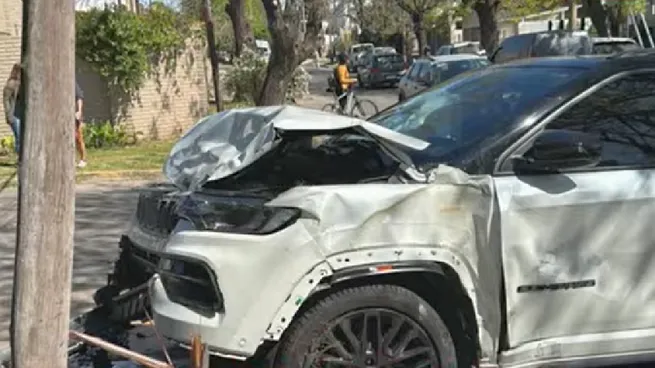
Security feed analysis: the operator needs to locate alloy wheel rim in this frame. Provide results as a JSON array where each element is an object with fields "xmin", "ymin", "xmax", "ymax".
[{"xmin": 304, "ymin": 308, "xmax": 440, "ymax": 368}]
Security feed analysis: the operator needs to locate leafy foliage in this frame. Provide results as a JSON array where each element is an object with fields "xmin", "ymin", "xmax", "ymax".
[
  {"xmin": 82, "ymin": 121, "xmax": 142, "ymax": 149},
  {"xmin": 224, "ymin": 50, "xmax": 311, "ymax": 104},
  {"xmin": 75, "ymin": 4, "xmax": 187, "ymax": 95},
  {"xmin": 0, "ymin": 135, "xmax": 15, "ymax": 155}
]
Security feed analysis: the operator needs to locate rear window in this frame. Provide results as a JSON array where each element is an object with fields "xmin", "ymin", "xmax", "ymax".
[
  {"xmin": 532, "ymin": 33, "xmax": 593, "ymax": 56},
  {"xmin": 593, "ymin": 41, "xmax": 640, "ymax": 54},
  {"xmin": 432, "ymin": 59, "xmax": 489, "ymax": 83},
  {"xmin": 454, "ymin": 44, "xmax": 481, "ymax": 55},
  {"xmin": 374, "ymin": 54, "xmax": 405, "ymax": 67}
]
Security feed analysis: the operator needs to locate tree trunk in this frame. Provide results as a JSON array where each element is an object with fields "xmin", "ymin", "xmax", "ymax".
[
  {"xmin": 411, "ymin": 14, "xmax": 426, "ymax": 53},
  {"xmin": 474, "ymin": 0, "xmax": 500, "ymax": 54},
  {"xmin": 258, "ymin": 0, "xmax": 327, "ymax": 106},
  {"xmin": 203, "ymin": 0, "xmax": 223, "ymax": 111},
  {"xmin": 226, "ymin": 0, "xmax": 255, "ymax": 58},
  {"xmin": 582, "ymin": 0, "xmax": 609, "ymax": 37},
  {"xmin": 11, "ymin": 0, "xmax": 76, "ymax": 367}
]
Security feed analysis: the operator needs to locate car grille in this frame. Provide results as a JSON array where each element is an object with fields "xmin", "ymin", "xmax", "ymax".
[
  {"xmin": 159, "ymin": 256, "xmax": 224, "ymax": 318},
  {"xmin": 135, "ymin": 191, "xmax": 179, "ymax": 235}
]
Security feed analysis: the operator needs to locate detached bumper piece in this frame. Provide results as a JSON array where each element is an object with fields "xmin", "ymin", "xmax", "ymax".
[{"xmin": 159, "ymin": 254, "xmax": 225, "ymax": 318}]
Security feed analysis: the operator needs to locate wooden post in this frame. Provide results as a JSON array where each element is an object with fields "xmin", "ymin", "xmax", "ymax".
[
  {"xmin": 10, "ymin": 0, "xmax": 76, "ymax": 366},
  {"xmin": 202, "ymin": 0, "xmax": 223, "ymax": 112}
]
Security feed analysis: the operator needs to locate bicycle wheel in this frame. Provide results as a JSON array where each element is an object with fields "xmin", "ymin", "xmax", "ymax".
[
  {"xmin": 321, "ymin": 103, "xmax": 340, "ymax": 114},
  {"xmin": 350, "ymin": 98, "xmax": 378, "ymax": 119}
]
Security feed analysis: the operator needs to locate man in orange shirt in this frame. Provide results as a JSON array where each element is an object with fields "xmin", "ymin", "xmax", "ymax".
[{"xmin": 333, "ymin": 53, "xmax": 357, "ymax": 112}]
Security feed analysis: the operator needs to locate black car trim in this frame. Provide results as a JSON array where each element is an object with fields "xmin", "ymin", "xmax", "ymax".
[{"xmin": 327, "ymin": 261, "xmax": 445, "ymax": 285}]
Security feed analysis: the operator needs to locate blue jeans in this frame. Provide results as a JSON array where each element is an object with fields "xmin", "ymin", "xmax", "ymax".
[{"xmin": 9, "ymin": 117, "xmax": 19, "ymax": 153}]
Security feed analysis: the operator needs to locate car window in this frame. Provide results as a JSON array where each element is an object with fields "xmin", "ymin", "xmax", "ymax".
[
  {"xmin": 494, "ymin": 35, "xmax": 531, "ymax": 63},
  {"xmin": 437, "ymin": 46, "xmax": 451, "ymax": 55},
  {"xmin": 544, "ymin": 73, "xmax": 655, "ymax": 168},
  {"xmin": 417, "ymin": 63, "xmax": 431, "ymax": 81},
  {"xmin": 532, "ymin": 32, "xmax": 593, "ymax": 57},
  {"xmin": 370, "ymin": 66, "xmax": 583, "ymax": 168},
  {"xmin": 374, "ymin": 54, "xmax": 405, "ymax": 69},
  {"xmin": 408, "ymin": 62, "xmax": 424, "ymax": 80},
  {"xmin": 454, "ymin": 43, "xmax": 481, "ymax": 55},
  {"xmin": 432, "ymin": 59, "xmax": 489, "ymax": 85},
  {"xmin": 593, "ymin": 42, "xmax": 640, "ymax": 54}
]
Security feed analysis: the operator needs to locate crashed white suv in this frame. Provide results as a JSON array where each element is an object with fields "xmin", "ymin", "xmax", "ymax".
[{"xmin": 147, "ymin": 54, "xmax": 655, "ymax": 368}]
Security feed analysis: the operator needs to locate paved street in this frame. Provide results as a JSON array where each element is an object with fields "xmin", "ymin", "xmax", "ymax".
[
  {"xmin": 301, "ymin": 66, "xmax": 399, "ymax": 111},
  {"xmin": 0, "ymin": 181, "xmax": 149, "ymax": 350}
]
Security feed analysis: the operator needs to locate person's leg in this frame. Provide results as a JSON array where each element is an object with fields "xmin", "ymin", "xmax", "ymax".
[
  {"xmin": 75, "ymin": 120, "xmax": 87, "ymax": 167},
  {"xmin": 10, "ymin": 117, "xmax": 20, "ymax": 155}
]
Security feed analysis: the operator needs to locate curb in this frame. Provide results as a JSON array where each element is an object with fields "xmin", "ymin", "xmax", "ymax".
[{"xmin": 0, "ymin": 169, "xmax": 165, "ymax": 188}]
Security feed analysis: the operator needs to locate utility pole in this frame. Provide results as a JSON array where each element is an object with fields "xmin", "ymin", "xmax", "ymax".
[
  {"xmin": 202, "ymin": 0, "xmax": 223, "ymax": 112},
  {"xmin": 11, "ymin": 0, "xmax": 76, "ymax": 366}
]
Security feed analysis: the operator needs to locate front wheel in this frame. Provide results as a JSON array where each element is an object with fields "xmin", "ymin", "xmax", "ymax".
[
  {"xmin": 321, "ymin": 103, "xmax": 340, "ymax": 114},
  {"xmin": 351, "ymin": 98, "xmax": 378, "ymax": 119},
  {"xmin": 274, "ymin": 284, "xmax": 457, "ymax": 368}
]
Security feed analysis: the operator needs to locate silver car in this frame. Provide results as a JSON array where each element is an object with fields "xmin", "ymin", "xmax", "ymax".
[{"xmin": 398, "ymin": 54, "xmax": 490, "ymax": 101}]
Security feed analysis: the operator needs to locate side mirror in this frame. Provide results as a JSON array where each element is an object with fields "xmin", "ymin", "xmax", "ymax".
[{"xmin": 513, "ymin": 129, "xmax": 601, "ymax": 173}]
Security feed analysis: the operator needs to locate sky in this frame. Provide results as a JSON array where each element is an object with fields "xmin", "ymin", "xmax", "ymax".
[{"xmin": 75, "ymin": 0, "xmax": 178, "ymax": 11}]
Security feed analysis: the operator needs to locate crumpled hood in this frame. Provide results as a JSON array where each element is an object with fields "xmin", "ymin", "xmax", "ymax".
[{"xmin": 163, "ymin": 105, "xmax": 429, "ymax": 191}]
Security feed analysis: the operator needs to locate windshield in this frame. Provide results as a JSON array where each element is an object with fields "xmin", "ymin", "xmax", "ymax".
[
  {"xmin": 375, "ymin": 54, "xmax": 405, "ymax": 68},
  {"xmin": 370, "ymin": 66, "xmax": 585, "ymax": 169}
]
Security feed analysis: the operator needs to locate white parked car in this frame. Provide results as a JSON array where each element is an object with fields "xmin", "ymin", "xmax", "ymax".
[
  {"xmin": 398, "ymin": 54, "xmax": 490, "ymax": 101},
  {"xmin": 98, "ymin": 50, "xmax": 655, "ymax": 368}
]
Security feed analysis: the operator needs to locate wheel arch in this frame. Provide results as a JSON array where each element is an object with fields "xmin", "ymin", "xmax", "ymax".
[{"xmin": 265, "ymin": 248, "xmax": 493, "ymax": 366}]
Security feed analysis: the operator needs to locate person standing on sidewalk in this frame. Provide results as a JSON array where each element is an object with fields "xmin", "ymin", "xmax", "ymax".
[
  {"xmin": 75, "ymin": 81, "xmax": 87, "ymax": 168},
  {"xmin": 3, "ymin": 63, "xmax": 21, "ymax": 156}
]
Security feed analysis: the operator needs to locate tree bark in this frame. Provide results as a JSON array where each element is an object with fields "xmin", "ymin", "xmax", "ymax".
[
  {"xmin": 258, "ymin": 0, "xmax": 327, "ymax": 106},
  {"xmin": 203, "ymin": 0, "xmax": 223, "ymax": 111},
  {"xmin": 411, "ymin": 13, "xmax": 426, "ymax": 53},
  {"xmin": 226, "ymin": 0, "xmax": 255, "ymax": 58},
  {"xmin": 11, "ymin": 0, "xmax": 76, "ymax": 366},
  {"xmin": 474, "ymin": 0, "xmax": 500, "ymax": 54},
  {"xmin": 582, "ymin": 0, "xmax": 609, "ymax": 37}
]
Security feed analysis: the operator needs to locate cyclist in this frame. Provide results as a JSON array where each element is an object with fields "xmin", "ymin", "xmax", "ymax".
[{"xmin": 334, "ymin": 52, "xmax": 357, "ymax": 112}]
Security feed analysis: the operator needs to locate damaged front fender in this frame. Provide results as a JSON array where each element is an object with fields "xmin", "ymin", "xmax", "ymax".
[{"xmin": 264, "ymin": 165, "xmax": 503, "ymax": 363}]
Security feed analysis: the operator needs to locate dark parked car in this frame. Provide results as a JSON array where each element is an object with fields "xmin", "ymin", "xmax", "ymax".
[
  {"xmin": 356, "ymin": 52, "xmax": 406, "ymax": 88},
  {"xmin": 489, "ymin": 30, "xmax": 593, "ymax": 64}
]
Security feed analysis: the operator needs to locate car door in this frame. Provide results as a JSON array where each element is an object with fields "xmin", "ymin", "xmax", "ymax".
[
  {"xmin": 494, "ymin": 70, "xmax": 655, "ymax": 362},
  {"xmin": 406, "ymin": 62, "xmax": 425, "ymax": 98}
]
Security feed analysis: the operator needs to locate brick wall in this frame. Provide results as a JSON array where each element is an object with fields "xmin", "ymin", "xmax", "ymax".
[
  {"xmin": 0, "ymin": 4, "xmax": 209, "ymax": 140},
  {"xmin": 77, "ymin": 40, "xmax": 210, "ymax": 140}
]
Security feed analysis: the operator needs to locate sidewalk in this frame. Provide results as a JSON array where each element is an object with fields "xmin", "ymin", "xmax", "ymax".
[{"xmin": 0, "ymin": 180, "xmax": 155, "ymax": 350}]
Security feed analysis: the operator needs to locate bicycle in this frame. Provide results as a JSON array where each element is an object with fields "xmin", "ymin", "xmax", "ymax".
[{"xmin": 322, "ymin": 84, "xmax": 379, "ymax": 119}]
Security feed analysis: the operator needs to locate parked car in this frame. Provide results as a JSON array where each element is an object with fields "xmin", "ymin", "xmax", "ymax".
[
  {"xmin": 592, "ymin": 37, "xmax": 641, "ymax": 54},
  {"xmin": 489, "ymin": 30, "xmax": 593, "ymax": 64},
  {"xmin": 255, "ymin": 39, "xmax": 271, "ymax": 61},
  {"xmin": 398, "ymin": 54, "xmax": 490, "ymax": 101},
  {"xmin": 436, "ymin": 41, "xmax": 486, "ymax": 56},
  {"xmin": 348, "ymin": 43, "xmax": 375, "ymax": 72},
  {"xmin": 103, "ymin": 49, "xmax": 655, "ymax": 368},
  {"xmin": 356, "ymin": 52, "xmax": 406, "ymax": 88}
]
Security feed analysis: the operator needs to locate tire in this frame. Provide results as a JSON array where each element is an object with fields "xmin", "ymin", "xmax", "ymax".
[
  {"xmin": 274, "ymin": 284, "xmax": 457, "ymax": 368},
  {"xmin": 398, "ymin": 91, "xmax": 406, "ymax": 102},
  {"xmin": 321, "ymin": 103, "xmax": 339, "ymax": 114},
  {"xmin": 351, "ymin": 98, "xmax": 379, "ymax": 119}
]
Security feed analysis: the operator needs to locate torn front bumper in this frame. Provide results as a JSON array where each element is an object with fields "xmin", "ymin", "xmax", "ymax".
[{"xmin": 149, "ymin": 218, "xmax": 327, "ymax": 359}]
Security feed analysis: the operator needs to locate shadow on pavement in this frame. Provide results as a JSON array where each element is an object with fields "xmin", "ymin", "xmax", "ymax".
[{"xmin": 0, "ymin": 184, "xmax": 142, "ymax": 350}]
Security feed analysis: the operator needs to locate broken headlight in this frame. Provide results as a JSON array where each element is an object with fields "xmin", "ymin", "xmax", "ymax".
[{"xmin": 177, "ymin": 194, "xmax": 301, "ymax": 235}]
